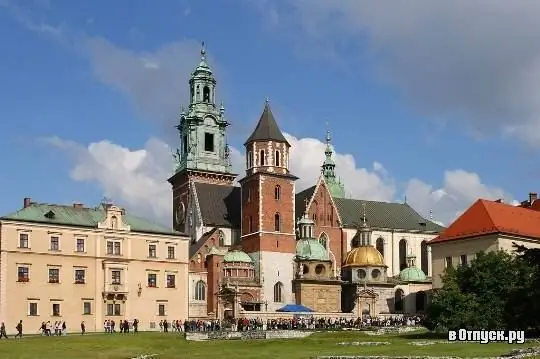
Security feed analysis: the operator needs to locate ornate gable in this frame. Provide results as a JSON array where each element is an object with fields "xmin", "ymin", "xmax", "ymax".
[
  {"xmin": 356, "ymin": 288, "xmax": 379, "ymax": 298},
  {"xmin": 97, "ymin": 204, "xmax": 131, "ymax": 231}
]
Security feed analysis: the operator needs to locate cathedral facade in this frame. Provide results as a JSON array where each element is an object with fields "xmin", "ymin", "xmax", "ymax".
[{"xmin": 168, "ymin": 45, "xmax": 443, "ymax": 319}]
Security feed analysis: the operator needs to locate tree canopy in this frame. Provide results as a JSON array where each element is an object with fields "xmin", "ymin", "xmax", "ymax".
[{"xmin": 425, "ymin": 247, "xmax": 538, "ymax": 331}]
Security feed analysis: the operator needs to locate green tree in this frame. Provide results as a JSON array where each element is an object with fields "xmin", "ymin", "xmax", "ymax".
[{"xmin": 426, "ymin": 250, "xmax": 530, "ymax": 330}]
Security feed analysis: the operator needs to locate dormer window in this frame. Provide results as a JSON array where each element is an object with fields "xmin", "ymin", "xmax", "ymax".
[
  {"xmin": 111, "ymin": 216, "xmax": 118, "ymax": 229},
  {"xmin": 44, "ymin": 210, "xmax": 55, "ymax": 219}
]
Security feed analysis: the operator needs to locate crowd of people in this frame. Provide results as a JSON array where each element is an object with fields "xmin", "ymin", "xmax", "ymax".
[{"xmin": 0, "ymin": 315, "xmax": 424, "ymax": 338}]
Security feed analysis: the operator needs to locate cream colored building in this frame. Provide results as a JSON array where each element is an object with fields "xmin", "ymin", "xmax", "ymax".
[
  {"xmin": 429, "ymin": 198, "xmax": 540, "ymax": 288},
  {"xmin": 0, "ymin": 198, "xmax": 189, "ymax": 334}
]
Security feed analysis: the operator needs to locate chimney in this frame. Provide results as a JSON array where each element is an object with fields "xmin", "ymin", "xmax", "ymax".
[
  {"xmin": 530, "ymin": 192, "xmax": 538, "ymax": 204},
  {"xmin": 73, "ymin": 203, "xmax": 83, "ymax": 209},
  {"xmin": 23, "ymin": 197, "xmax": 32, "ymax": 208}
]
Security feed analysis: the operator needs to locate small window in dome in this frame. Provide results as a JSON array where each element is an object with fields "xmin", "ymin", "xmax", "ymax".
[
  {"xmin": 315, "ymin": 264, "xmax": 325, "ymax": 276},
  {"xmin": 357, "ymin": 269, "xmax": 366, "ymax": 279},
  {"xmin": 371, "ymin": 269, "xmax": 381, "ymax": 279}
]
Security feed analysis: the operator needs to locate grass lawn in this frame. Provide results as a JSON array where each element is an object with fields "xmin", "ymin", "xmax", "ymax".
[{"xmin": 0, "ymin": 331, "xmax": 535, "ymax": 359}]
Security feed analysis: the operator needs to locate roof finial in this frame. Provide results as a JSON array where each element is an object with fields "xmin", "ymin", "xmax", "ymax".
[
  {"xmin": 304, "ymin": 198, "xmax": 309, "ymax": 214},
  {"xmin": 404, "ymin": 195, "xmax": 407, "ymax": 204},
  {"xmin": 362, "ymin": 202, "xmax": 367, "ymax": 225},
  {"xmin": 200, "ymin": 41, "xmax": 206, "ymax": 60},
  {"xmin": 265, "ymin": 96, "xmax": 270, "ymax": 106},
  {"xmin": 429, "ymin": 209, "xmax": 433, "ymax": 220}
]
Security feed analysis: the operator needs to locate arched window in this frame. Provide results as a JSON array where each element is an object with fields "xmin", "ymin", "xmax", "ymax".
[
  {"xmin": 203, "ymin": 86, "xmax": 210, "ymax": 102},
  {"xmin": 195, "ymin": 281, "xmax": 206, "ymax": 301},
  {"xmin": 247, "ymin": 151, "xmax": 253, "ymax": 168},
  {"xmin": 275, "ymin": 150, "xmax": 281, "ymax": 166},
  {"xmin": 415, "ymin": 291, "xmax": 426, "ymax": 312},
  {"xmin": 274, "ymin": 185, "xmax": 281, "ymax": 200},
  {"xmin": 274, "ymin": 213, "xmax": 281, "ymax": 232},
  {"xmin": 420, "ymin": 240, "xmax": 429, "ymax": 275},
  {"xmin": 273, "ymin": 282, "xmax": 283, "ymax": 302},
  {"xmin": 319, "ymin": 233, "xmax": 328, "ymax": 249},
  {"xmin": 399, "ymin": 239, "xmax": 407, "ymax": 271},
  {"xmin": 260, "ymin": 150, "xmax": 266, "ymax": 166},
  {"xmin": 218, "ymin": 230, "xmax": 225, "ymax": 246},
  {"xmin": 394, "ymin": 289, "xmax": 404, "ymax": 312},
  {"xmin": 327, "ymin": 205, "xmax": 333, "ymax": 224},
  {"xmin": 376, "ymin": 237, "xmax": 384, "ymax": 258},
  {"xmin": 196, "ymin": 85, "xmax": 200, "ymax": 100},
  {"xmin": 111, "ymin": 215, "xmax": 118, "ymax": 229}
]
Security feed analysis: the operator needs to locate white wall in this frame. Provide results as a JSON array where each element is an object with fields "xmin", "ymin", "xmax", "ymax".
[{"xmin": 251, "ymin": 251, "xmax": 295, "ymax": 312}]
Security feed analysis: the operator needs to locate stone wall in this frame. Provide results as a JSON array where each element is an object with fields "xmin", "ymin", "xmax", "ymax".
[{"xmin": 185, "ymin": 330, "xmax": 313, "ymax": 341}]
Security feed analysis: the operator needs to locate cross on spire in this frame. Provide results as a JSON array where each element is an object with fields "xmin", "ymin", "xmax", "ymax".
[
  {"xmin": 265, "ymin": 96, "xmax": 270, "ymax": 105},
  {"xmin": 362, "ymin": 202, "xmax": 367, "ymax": 225},
  {"xmin": 304, "ymin": 198, "xmax": 309, "ymax": 213},
  {"xmin": 200, "ymin": 41, "xmax": 206, "ymax": 60}
]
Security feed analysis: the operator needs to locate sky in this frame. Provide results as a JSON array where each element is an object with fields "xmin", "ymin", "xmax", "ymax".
[{"xmin": 1, "ymin": 0, "xmax": 540, "ymax": 227}]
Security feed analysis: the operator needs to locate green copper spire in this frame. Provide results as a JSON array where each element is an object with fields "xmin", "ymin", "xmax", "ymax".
[
  {"xmin": 173, "ymin": 42, "xmax": 234, "ymax": 175},
  {"xmin": 321, "ymin": 126, "xmax": 345, "ymax": 198}
]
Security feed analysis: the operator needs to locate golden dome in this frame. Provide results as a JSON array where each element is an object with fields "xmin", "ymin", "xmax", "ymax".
[{"xmin": 343, "ymin": 246, "xmax": 385, "ymax": 267}]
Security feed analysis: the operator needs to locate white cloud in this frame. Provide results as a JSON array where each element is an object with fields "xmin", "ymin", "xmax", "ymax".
[
  {"xmin": 49, "ymin": 133, "xmax": 511, "ymax": 227},
  {"xmin": 254, "ymin": 1, "xmax": 540, "ymax": 145}
]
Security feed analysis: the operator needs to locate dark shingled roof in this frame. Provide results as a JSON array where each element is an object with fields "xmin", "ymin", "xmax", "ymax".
[
  {"xmin": 295, "ymin": 186, "xmax": 444, "ymax": 233},
  {"xmin": 194, "ymin": 182, "xmax": 241, "ymax": 228},
  {"xmin": 244, "ymin": 103, "xmax": 289, "ymax": 145},
  {"xmin": 189, "ymin": 227, "xmax": 218, "ymax": 258}
]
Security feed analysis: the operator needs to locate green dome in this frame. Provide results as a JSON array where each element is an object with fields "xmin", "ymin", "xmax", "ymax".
[
  {"xmin": 296, "ymin": 239, "xmax": 328, "ymax": 261},
  {"xmin": 399, "ymin": 267, "xmax": 427, "ymax": 282},
  {"xmin": 223, "ymin": 250, "xmax": 253, "ymax": 263}
]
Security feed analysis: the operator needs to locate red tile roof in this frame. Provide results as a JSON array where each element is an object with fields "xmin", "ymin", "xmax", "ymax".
[{"xmin": 429, "ymin": 199, "xmax": 540, "ymax": 244}]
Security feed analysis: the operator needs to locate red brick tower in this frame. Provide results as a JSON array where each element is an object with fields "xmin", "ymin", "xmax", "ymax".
[{"xmin": 239, "ymin": 100, "xmax": 298, "ymax": 310}]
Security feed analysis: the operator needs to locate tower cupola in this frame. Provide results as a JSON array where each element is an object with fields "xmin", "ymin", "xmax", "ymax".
[{"xmin": 321, "ymin": 127, "xmax": 345, "ymax": 198}]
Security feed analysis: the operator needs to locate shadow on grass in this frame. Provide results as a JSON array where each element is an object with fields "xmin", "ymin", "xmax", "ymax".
[{"xmin": 396, "ymin": 331, "xmax": 448, "ymax": 340}]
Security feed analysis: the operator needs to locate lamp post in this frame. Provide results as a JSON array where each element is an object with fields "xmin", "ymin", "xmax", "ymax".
[{"xmin": 264, "ymin": 300, "xmax": 268, "ymax": 312}]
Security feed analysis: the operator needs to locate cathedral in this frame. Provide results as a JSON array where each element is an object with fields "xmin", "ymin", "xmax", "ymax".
[{"xmin": 168, "ymin": 45, "xmax": 443, "ymax": 320}]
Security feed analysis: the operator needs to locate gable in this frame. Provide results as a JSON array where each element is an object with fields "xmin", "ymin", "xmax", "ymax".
[{"xmin": 193, "ymin": 182, "xmax": 241, "ymax": 228}]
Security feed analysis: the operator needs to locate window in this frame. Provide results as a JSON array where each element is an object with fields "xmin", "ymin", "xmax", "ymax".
[
  {"xmin": 218, "ymin": 231, "xmax": 225, "ymax": 246},
  {"xmin": 460, "ymin": 255, "xmax": 468, "ymax": 266},
  {"xmin": 167, "ymin": 246, "xmax": 175, "ymax": 259},
  {"xmin": 376, "ymin": 237, "xmax": 384, "ymax": 257},
  {"xmin": 48, "ymin": 268, "xmax": 60, "ymax": 283},
  {"xmin": 19, "ymin": 233, "xmax": 29, "ymax": 248},
  {"xmin": 158, "ymin": 304, "xmax": 166, "ymax": 316},
  {"xmin": 394, "ymin": 289, "xmax": 405, "ymax": 312},
  {"xmin": 28, "ymin": 302, "xmax": 38, "ymax": 316},
  {"xmin": 52, "ymin": 303, "xmax": 61, "ymax": 316},
  {"xmin": 274, "ymin": 185, "xmax": 281, "ymax": 200},
  {"xmin": 273, "ymin": 282, "xmax": 283, "ymax": 302},
  {"xmin": 274, "ymin": 213, "xmax": 281, "ymax": 232},
  {"xmin": 248, "ymin": 216, "xmax": 253, "ymax": 233},
  {"xmin": 50, "ymin": 236, "xmax": 59, "ymax": 251},
  {"xmin": 275, "ymin": 150, "xmax": 281, "ymax": 166},
  {"xmin": 247, "ymin": 188, "xmax": 252, "ymax": 202},
  {"xmin": 259, "ymin": 150, "xmax": 265, "ymax": 166},
  {"xmin": 111, "ymin": 270, "xmax": 121, "ymax": 285},
  {"xmin": 203, "ymin": 86, "xmax": 210, "ymax": 102},
  {"xmin": 147, "ymin": 273, "xmax": 157, "ymax": 287},
  {"xmin": 247, "ymin": 151, "xmax": 253, "ymax": 168},
  {"xmin": 83, "ymin": 302, "xmax": 92, "ymax": 315},
  {"xmin": 75, "ymin": 269, "xmax": 85, "ymax": 284},
  {"xmin": 167, "ymin": 274, "xmax": 176, "ymax": 288},
  {"xmin": 445, "ymin": 256, "xmax": 453, "ymax": 268},
  {"xmin": 107, "ymin": 303, "xmax": 121, "ymax": 316},
  {"xmin": 76, "ymin": 238, "xmax": 85, "ymax": 252},
  {"xmin": 319, "ymin": 233, "xmax": 328, "ymax": 249},
  {"xmin": 111, "ymin": 215, "xmax": 118, "ymax": 229},
  {"xmin": 148, "ymin": 244, "xmax": 157, "ymax": 258},
  {"xmin": 107, "ymin": 241, "xmax": 121, "ymax": 255},
  {"xmin": 420, "ymin": 240, "xmax": 429, "ymax": 274},
  {"xmin": 182, "ymin": 134, "xmax": 188, "ymax": 155},
  {"xmin": 399, "ymin": 239, "xmax": 407, "ymax": 271},
  {"xmin": 18, "ymin": 266, "xmax": 29, "ymax": 282},
  {"xmin": 204, "ymin": 133, "xmax": 214, "ymax": 152},
  {"xmin": 195, "ymin": 281, "xmax": 206, "ymax": 300}
]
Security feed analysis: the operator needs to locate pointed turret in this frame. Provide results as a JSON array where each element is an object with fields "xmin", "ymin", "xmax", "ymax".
[
  {"xmin": 321, "ymin": 127, "xmax": 345, "ymax": 198},
  {"xmin": 244, "ymin": 99, "xmax": 289, "ymax": 146}
]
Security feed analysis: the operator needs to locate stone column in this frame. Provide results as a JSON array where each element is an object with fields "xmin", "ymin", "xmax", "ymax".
[{"xmin": 383, "ymin": 239, "xmax": 389, "ymax": 267}]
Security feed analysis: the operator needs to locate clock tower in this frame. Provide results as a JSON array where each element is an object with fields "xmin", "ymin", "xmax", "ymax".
[{"xmin": 168, "ymin": 43, "xmax": 237, "ymax": 232}]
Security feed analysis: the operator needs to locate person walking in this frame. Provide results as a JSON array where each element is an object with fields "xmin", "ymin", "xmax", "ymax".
[
  {"xmin": 0, "ymin": 322, "xmax": 7, "ymax": 339},
  {"xmin": 14, "ymin": 320, "xmax": 23, "ymax": 338}
]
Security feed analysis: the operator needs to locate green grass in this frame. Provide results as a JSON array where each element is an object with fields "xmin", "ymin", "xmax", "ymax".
[{"xmin": 0, "ymin": 331, "xmax": 535, "ymax": 359}]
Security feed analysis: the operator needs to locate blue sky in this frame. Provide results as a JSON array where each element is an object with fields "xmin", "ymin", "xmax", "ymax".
[{"xmin": 1, "ymin": 0, "xmax": 538, "ymax": 225}]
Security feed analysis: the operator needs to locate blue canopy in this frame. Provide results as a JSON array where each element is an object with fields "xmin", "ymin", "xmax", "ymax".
[{"xmin": 276, "ymin": 304, "xmax": 314, "ymax": 312}]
